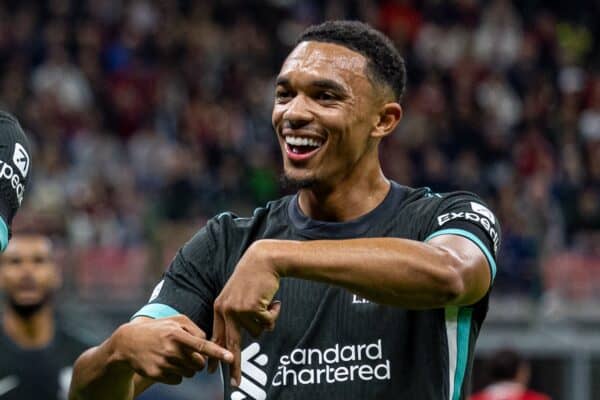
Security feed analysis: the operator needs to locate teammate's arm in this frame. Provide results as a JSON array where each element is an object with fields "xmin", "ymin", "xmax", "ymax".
[
  {"xmin": 0, "ymin": 111, "xmax": 31, "ymax": 252},
  {"xmin": 68, "ymin": 315, "xmax": 233, "ymax": 400},
  {"xmin": 212, "ymin": 235, "xmax": 492, "ymax": 385}
]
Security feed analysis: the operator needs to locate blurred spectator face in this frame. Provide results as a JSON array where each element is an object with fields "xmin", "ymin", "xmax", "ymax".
[
  {"xmin": 272, "ymin": 41, "xmax": 385, "ymax": 188},
  {"xmin": 0, "ymin": 235, "xmax": 59, "ymax": 310}
]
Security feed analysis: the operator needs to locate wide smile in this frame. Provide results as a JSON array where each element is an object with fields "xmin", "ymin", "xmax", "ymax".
[{"xmin": 283, "ymin": 135, "xmax": 326, "ymax": 162}]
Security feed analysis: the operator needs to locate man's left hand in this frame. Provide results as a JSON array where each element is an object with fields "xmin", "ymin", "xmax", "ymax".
[{"xmin": 210, "ymin": 240, "xmax": 283, "ymax": 387}]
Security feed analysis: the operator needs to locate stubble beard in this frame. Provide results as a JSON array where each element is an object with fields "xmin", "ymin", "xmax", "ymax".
[
  {"xmin": 6, "ymin": 293, "xmax": 53, "ymax": 318},
  {"xmin": 280, "ymin": 173, "xmax": 318, "ymax": 191}
]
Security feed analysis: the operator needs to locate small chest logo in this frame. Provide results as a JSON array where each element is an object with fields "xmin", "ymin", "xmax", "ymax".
[{"xmin": 352, "ymin": 294, "xmax": 370, "ymax": 304}]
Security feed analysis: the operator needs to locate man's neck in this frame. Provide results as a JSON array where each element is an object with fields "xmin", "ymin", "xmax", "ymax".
[
  {"xmin": 3, "ymin": 304, "xmax": 55, "ymax": 348},
  {"xmin": 298, "ymin": 168, "xmax": 391, "ymax": 222}
]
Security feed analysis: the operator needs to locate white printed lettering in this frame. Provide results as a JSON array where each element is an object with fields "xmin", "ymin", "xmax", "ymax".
[{"xmin": 0, "ymin": 160, "xmax": 25, "ymax": 205}]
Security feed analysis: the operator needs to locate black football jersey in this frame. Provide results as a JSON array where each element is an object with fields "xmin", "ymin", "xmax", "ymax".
[
  {"xmin": 134, "ymin": 182, "xmax": 501, "ymax": 400},
  {"xmin": 0, "ymin": 323, "xmax": 89, "ymax": 400}
]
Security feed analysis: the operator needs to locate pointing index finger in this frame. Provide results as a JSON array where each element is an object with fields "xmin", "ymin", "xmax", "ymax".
[{"xmin": 174, "ymin": 330, "xmax": 233, "ymax": 362}]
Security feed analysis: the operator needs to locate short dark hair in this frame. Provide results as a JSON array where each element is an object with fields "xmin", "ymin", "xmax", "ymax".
[{"xmin": 297, "ymin": 20, "xmax": 406, "ymax": 101}]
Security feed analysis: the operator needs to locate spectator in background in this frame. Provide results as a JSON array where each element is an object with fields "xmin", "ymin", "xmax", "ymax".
[
  {"xmin": 470, "ymin": 349, "xmax": 551, "ymax": 400},
  {"xmin": 0, "ymin": 233, "xmax": 89, "ymax": 400}
]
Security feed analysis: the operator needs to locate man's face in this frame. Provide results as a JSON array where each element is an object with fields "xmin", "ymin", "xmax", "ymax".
[
  {"xmin": 0, "ymin": 236, "xmax": 59, "ymax": 308},
  {"xmin": 272, "ymin": 41, "xmax": 381, "ymax": 188}
]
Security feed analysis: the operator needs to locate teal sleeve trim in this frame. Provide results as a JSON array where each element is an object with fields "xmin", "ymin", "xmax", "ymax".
[
  {"xmin": 425, "ymin": 228, "xmax": 497, "ymax": 281},
  {"xmin": 0, "ymin": 217, "xmax": 8, "ymax": 252},
  {"xmin": 453, "ymin": 308, "xmax": 473, "ymax": 400},
  {"xmin": 131, "ymin": 303, "xmax": 181, "ymax": 320}
]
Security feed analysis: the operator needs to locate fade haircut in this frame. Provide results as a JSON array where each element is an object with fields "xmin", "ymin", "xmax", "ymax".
[{"xmin": 297, "ymin": 20, "xmax": 406, "ymax": 102}]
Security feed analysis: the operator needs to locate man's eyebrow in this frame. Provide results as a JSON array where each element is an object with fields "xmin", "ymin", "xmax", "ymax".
[
  {"xmin": 275, "ymin": 77, "xmax": 347, "ymax": 94},
  {"xmin": 311, "ymin": 79, "xmax": 347, "ymax": 94}
]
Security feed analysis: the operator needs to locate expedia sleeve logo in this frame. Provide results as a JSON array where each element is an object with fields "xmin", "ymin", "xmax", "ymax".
[
  {"xmin": 0, "ymin": 142, "xmax": 29, "ymax": 205},
  {"xmin": 437, "ymin": 202, "xmax": 500, "ymax": 254}
]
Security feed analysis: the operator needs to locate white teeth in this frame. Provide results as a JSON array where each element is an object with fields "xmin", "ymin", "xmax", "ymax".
[{"xmin": 285, "ymin": 136, "xmax": 323, "ymax": 147}]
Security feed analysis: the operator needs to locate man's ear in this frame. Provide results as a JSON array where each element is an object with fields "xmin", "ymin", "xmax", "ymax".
[{"xmin": 371, "ymin": 102, "xmax": 403, "ymax": 139}]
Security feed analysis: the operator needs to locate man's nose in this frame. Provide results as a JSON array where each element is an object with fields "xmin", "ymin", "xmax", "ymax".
[
  {"xmin": 283, "ymin": 94, "xmax": 313, "ymax": 129},
  {"xmin": 17, "ymin": 261, "xmax": 38, "ymax": 274}
]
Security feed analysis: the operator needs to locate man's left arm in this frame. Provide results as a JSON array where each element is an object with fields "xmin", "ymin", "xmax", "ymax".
[
  {"xmin": 219, "ymin": 235, "xmax": 490, "ymax": 311},
  {"xmin": 213, "ymin": 205, "xmax": 498, "ymax": 385}
]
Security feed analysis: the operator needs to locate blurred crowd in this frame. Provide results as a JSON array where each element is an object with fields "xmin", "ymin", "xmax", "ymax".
[{"xmin": 0, "ymin": 0, "xmax": 599, "ymax": 303}]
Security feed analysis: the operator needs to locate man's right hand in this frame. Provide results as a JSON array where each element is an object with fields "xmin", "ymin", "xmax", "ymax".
[
  {"xmin": 111, "ymin": 315, "xmax": 234, "ymax": 385},
  {"xmin": 69, "ymin": 314, "xmax": 233, "ymax": 400}
]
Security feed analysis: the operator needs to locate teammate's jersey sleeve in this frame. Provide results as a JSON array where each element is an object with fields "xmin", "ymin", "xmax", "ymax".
[
  {"xmin": 0, "ymin": 217, "xmax": 8, "ymax": 252},
  {"xmin": 132, "ymin": 219, "xmax": 224, "ymax": 334},
  {"xmin": 423, "ymin": 192, "xmax": 501, "ymax": 284}
]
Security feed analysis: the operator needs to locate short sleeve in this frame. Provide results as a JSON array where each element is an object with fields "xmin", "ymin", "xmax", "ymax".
[
  {"xmin": 131, "ymin": 223, "xmax": 221, "ymax": 335},
  {"xmin": 424, "ymin": 193, "xmax": 501, "ymax": 283}
]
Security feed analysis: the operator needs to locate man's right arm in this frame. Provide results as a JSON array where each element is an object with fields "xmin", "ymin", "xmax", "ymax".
[
  {"xmin": 69, "ymin": 221, "xmax": 228, "ymax": 400},
  {"xmin": 69, "ymin": 315, "xmax": 233, "ymax": 400},
  {"xmin": 68, "ymin": 335, "xmax": 135, "ymax": 400}
]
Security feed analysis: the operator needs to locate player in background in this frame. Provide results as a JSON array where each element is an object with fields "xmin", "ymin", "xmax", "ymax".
[
  {"xmin": 0, "ymin": 111, "xmax": 31, "ymax": 252},
  {"xmin": 70, "ymin": 21, "xmax": 501, "ymax": 400},
  {"xmin": 470, "ymin": 349, "xmax": 551, "ymax": 400},
  {"xmin": 0, "ymin": 233, "xmax": 90, "ymax": 400}
]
